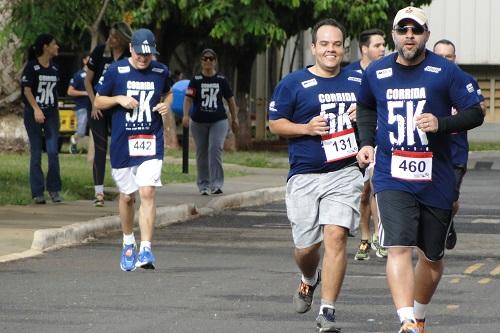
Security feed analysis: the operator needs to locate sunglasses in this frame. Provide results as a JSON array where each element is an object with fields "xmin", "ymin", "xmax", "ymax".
[
  {"xmin": 394, "ymin": 25, "xmax": 427, "ymax": 35},
  {"xmin": 201, "ymin": 56, "xmax": 216, "ymax": 62}
]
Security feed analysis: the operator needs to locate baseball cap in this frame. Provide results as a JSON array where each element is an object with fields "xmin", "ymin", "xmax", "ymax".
[
  {"xmin": 201, "ymin": 48, "xmax": 217, "ymax": 58},
  {"xmin": 393, "ymin": 6, "xmax": 428, "ymax": 28},
  {"xmin": 131, "ymin": 28, "xmax": 159, "ymax": 55}
]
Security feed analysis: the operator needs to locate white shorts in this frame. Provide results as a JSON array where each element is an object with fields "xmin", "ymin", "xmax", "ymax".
[
  {"xmin": 111, "ymin": 159, "xmax": 163, "ymax": 194},
  {"xmin": 286, "ymin": 166, "xmax": 363, "ymax": 248}
]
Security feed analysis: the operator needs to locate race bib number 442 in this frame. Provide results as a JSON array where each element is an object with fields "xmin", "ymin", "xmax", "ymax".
[
  {"xmin": 391, "ymin": 150, "xmax": 432, "ymax": 181},
  {"xmin": 322, "ymin": 128, "xmax": 358, "ymax": 163},
  {"xmin": 128, "ymin": 134, "xmax": 156, "ymax": 156}
]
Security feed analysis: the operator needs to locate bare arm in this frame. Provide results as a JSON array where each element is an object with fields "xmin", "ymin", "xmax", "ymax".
[
  {"xmin": 94, "ymin": 94, "xmax": 138, "ymax": 111},
  {"xmin": 23, "ymin": 87, "xmax": 45, "ymax": 123},
  {"xmin": 268, "ymin": 116, "xmax": 328, "ymax": 139},
  {"xmin": 67, "ymin": 85, "xmax": 88, "ymax": 97},
  {"xmin": 226, "ymin": 96, "xmax": 239, "ymax": 133},
  {"xmin": 182, "ymin": 96, "xmax": 193, "ymax": 128}
]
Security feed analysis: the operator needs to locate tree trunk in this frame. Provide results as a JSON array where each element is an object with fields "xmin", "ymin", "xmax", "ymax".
[{"xmin": 235, "ymin": 52, "xmax": 257, "ymax": 150}]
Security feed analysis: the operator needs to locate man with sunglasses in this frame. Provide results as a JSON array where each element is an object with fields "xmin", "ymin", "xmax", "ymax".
[
  {"xmin": 356, "ymin": 6, "xmax": 484, "ymax": 333},
  {"xmin": 94, "ymin": 28, "xmax": 171, "ymax": 272}
]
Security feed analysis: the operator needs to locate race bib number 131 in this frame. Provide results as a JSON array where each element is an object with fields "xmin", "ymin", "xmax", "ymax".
[{"xmin": 322, "ymin": 128, "xmax": 358, "ymax": 163}]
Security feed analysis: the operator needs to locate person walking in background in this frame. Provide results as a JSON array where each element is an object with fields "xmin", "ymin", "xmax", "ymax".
[
  {"xmin": 84, "ymin": 22, "xmax": 132, "ymax": 207},
  {"xmin": 182, "ymin": 48, "xmax": 239, "ymax": 196},
  {"xmin": 433, "ymin": 39, "xmax": 486, "ymax": 250},
  {"xmin": 269, "ymin": 18, "xmax": 363, "ymax": 332},
  {"xmin": 67, "ymin": 54, "xmax": 91, "ymax": 154},
  {"xmin": 344, "ymin": 28, "xmax": 387, "ymax": 261},
  {"xmin": 21, "ymin": 34, "xmax": 62, "ymax": 204},
  {"xmin": 94, "ymin": 28, "xmax": 171, "ymax": 272},
  {"xmin": 356, "ymin": 7, "xmax": 484, "ymax": 333}
]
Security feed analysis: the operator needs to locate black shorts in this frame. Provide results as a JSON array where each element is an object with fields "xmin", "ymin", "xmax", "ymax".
[
  {"xmin": 376, "ymin": 190, "xmax": 452, "ymax": 261},
  {"xmin": 454, "ymin": 166, "xmax": 467, "ymax": 201}
]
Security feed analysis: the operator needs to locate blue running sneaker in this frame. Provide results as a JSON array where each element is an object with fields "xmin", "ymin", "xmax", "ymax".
[
  {"xmin": 135, "ymin": 247, "xmax": 156, "ymax": 270},
  {"xmin": 120, "ymin": 244, "xmax": 137, "ymax": 272}
]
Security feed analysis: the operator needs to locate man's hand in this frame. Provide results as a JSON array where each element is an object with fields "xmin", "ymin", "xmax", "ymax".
[
  {"xmin": 357, "ymin": 146, "xmax": 374, "ymax": 168},
  {"xmin": 116, "ymin": 96, "xmax": 139, "ymax": 110},
  {"xmin": 182, "ymin": 115, "xmax": 189, "ymax": 128},
  {"xmin": 306, "ymin": 115, "xmax": 329, "ymax": 136},
  {"xmin": 91, "ymin": 106, "xmax": 103, "ymax": 120},
  {"xmin": 348, "ymin": 104, "xmax": 357, "ymax": 122},
  {"xmin": 152, "ymin": 102, "xmax": 169, "ymax": 115},
  {"xmin": 34, "ymin": 107, "xmax": 45, "ymax": 124},
  {"xmin": 416, "ymin": 113, "xmax": 438, "ymax": 133}
]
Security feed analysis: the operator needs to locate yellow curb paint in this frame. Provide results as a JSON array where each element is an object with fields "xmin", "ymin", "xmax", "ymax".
[
  {"xmin": 464, "ymin": 263, "xmax": 484, "ymax": 274},
  {"xmin": 490, "ymin": 265, "xmax": 500, "ymax": 276},
  {"xmin": 447, "ymin": 304, "xmax": 459, "ymax": 310},
  {"xmin": 478, "ymin": 278, "xmax": 491, "ymax": 284},
  {"xmin": 450, "ymin": 278, "xmax": 460, "ymax": 283}
]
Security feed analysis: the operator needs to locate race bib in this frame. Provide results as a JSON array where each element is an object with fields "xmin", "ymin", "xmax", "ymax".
[
  {"xmin": 128, "ymin": 134, "xmax": 156, "ymax": 157},
  {"xmin": 322, "ymin": 128, "xmax": 358, "ymax": 163},
  {"xmin": 391, "ymin": 150, "xmax": 432, "ymax": 181}
]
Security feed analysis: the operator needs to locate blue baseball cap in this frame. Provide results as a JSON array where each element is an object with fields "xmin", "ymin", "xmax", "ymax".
[{"xmin": 131, "ymin": 28, "xmax": 159, "ymax": 55}]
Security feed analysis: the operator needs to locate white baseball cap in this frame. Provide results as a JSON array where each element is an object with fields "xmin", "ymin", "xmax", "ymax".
[{"xmin": 393, "ymin": 6, "xmax": 428, "ymax": 28}]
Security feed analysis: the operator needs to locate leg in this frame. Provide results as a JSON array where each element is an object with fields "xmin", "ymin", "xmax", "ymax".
[
  {"xmin": 23, "ymin": 110, "xmax": 45, "ymax": 198},
  {"xmin": 190, "ymin": 120, "xmax": 210, "ymax": 192},
  {"xmin": 119, "ymin": 192, "xmax": 135, "ymax": 235},
  {"xmin": 321, "ymin": 225, "xmax": 348, "ymax": 303},
  {"xmin": 138, "ymin": 186, "xmax": 156, "ymax": 242},
  {"xmin": 44, "ymin": 112, "xmax": 62, "ymax": 194},
  {"xmin": 88, "ymin": 113, "xmax": 108, "ymax": 190},
  {"xmin": 208, "ymin": 119, "xmax": 228, "ymax": 192},
  {"xmin": 386, "ymin": 247, "xmax": 415, "ymax": 309},
  {"xmin": 295, "ymin": 242, "xmax": 321, "ymax": 279},
  {"xmin": 414, "ymin": 250, "xmax": 443, "ymax": 304},
  {"xmin": 355, "ymin": 180, "xmax": 372, "ymax": 260}
]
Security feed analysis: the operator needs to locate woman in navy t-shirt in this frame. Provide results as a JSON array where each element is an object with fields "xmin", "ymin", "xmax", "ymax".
[{"xmin": 21, "ymin": 34, "xmax": 61, "ymax": 204}]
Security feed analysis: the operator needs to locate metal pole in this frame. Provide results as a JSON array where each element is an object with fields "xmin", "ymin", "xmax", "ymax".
[{"xmin": 182, "ymin": 126, "xmax": 189, "ymax": 174}]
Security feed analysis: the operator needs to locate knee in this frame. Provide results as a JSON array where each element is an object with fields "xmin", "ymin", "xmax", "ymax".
[
  {"xmin": 139, "ymin": 187, "xmax": 155, "ymax": 202},
  {"xmin": 120, "ymin": 193, "xmax": 135, "ymax": 206},
  {"xmin": 360, "ymin": 183, "xmax": 371, "ymax": 205},
  {"xmin": 323, "ymin": 226, "xmax": 347, "ymax": 251}
]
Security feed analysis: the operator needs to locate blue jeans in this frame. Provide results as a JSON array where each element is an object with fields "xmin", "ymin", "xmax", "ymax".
[
  {"xmin": 75, "ymin": 108, "xmax": 88, "ymax": 138},
  {"xmin": 24, "ymin": 107, "xmax": 61, "ymax": 198}
]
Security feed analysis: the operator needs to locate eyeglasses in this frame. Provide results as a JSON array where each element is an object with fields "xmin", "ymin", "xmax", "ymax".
[
  {"xmin": 201, "ymin": 56, "xmax": 216, "ymax": 62},
  {"xmin": 394, "ymin": 25, "xmax": 427, "ymax": 35}
]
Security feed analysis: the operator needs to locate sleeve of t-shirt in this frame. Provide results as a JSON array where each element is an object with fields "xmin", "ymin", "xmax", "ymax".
[
  {"xmin": 268, "ymin": 79, "xmax": 295, "ymax": 121},
  {"xmin": 186, "ymin": 79, "xmax": 197, "ymax": 98},
  {"xmin": 21, "ymin": 62, "xmax": 34, "ymax": 88},
  {"xmin": 69, "ymin": 72, "xmax": 78, "ymax": 88},
  {"xmin": 356, "ymin": 69, "xmax": 376, "ymax": 109},
  {"xmin": 222, "ymin": 77, "xmax": 234, "ymax": 99},
  {"xmin": 471, "ymin": 76, "xmax": 485, "ymax": 102},
  {"xmin": 449, "ymin": 66, "xmax": 481, "ymax": 110},
  {"xmin": 95, "ymin": 64, "xmax": 115, "ymax": 97}
]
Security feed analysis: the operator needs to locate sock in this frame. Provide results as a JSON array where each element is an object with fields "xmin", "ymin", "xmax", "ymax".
[
  {"xmin": 414, "ymin": 301, "xmax": 427, "ymax": 320},
  {"xmin": 319, "ymin": 300, "xmax": 335, "ymax": 314},
  {"xmin": 95, "ymin": 185, "xmax": 104, "ymax": 195},
  {"xmin": 397, "ymin": 307, "xmax": 415, "ymax": 323},
  {"xmin": 140, "ymin": 241, "xmax": 152, "ymax": 252},
  {"xmin": 123, "ymin": 233, "xmax": 135, "ymax": 246},
  {"xmin": 302, "ymin": 271, "xmax": 318, "ymax": 286}
]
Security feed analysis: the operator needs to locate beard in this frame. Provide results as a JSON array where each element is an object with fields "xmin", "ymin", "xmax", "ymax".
[{"xmin": 396, "ymin": 40, "xmax": 426, "ymax": 61}]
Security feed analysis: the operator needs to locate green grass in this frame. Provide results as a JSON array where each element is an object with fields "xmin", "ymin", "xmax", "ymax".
[
  {"xmin": 469, "ymin": 142, "xmax": 500, "ymax": 151},
  {"xmin": 0, "ymin": 152, "xmax": 245, "ymax": 206}
]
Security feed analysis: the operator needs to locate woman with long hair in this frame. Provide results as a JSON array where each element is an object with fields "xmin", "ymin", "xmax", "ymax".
[{"xmin": 21, "ymin": 33, "xmax": 61, "ymax": 204}]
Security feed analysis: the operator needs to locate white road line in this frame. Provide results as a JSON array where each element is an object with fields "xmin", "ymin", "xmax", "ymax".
[{"xmin": 471, "ymin": 218, "xmax": 500, "ymax": 224}]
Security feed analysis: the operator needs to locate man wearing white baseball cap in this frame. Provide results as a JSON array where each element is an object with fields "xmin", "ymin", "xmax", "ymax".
[{"xmin": 356, "ymin": 6, "xmax": 484, "ymax": 333}]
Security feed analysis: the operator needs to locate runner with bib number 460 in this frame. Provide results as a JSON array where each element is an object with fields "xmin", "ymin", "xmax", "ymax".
[{"xmin": 94, "ymin": 28, "xmax": 171, "ymax": 272}]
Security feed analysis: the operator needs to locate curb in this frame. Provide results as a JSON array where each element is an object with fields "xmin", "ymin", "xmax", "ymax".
[{"xmin": 0, "ymin": 187, "xmax": 285, "ymax": 264}]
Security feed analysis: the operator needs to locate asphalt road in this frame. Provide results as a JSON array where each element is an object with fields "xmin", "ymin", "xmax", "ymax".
[{"xmin": 0, "ymin": 170, "xmax": 499, "ymax": 333}]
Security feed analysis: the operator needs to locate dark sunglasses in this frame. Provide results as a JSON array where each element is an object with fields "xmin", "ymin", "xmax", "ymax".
[
  {"xmin": 201, "ymin": 56, "xmax": 216, "ymax": 62},
  {"xmin": 394, "ymin": 25, "xmax": 427, "ymax": 35}
]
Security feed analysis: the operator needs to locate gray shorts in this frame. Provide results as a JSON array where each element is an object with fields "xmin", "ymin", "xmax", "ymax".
[{"xmin": 286, "ymin": 166, "xmax": 363, "ymax": 249}]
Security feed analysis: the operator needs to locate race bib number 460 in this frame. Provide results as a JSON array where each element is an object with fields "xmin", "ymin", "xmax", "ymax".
[
  {"xmin": 322, "ymin": 128, "xmax": 358, "ymax": 163},
  {"xmin": 128, "ymin": 134, "xmax": 156, "ymax": 156},
  {"xmin": 391, "ymin": 150, "xmax": 432, "ymax": 181}
]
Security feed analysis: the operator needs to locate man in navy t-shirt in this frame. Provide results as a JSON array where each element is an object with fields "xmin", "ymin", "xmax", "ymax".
[
  {"xmin": 269, "ymin": 18, "xmax": 363, "ymax": 332},
  {"xmin": 356, "ymin": 7, "xmax": 484, "ymax": 333},
  {"xmin": 95, "ymin": 28, "xmax": 171, "ymax": 272},
  {"xmin": 433, "ymin": 39, "xmax": 486, "ymax": 251}
]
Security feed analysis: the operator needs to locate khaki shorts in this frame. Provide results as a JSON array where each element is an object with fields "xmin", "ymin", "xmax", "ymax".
[
  {"xmin": 111, "ymin": 159, "xmax": 163, "ymax": 194},
  {"xmin": 286, "ymin": 166, "xmax": 363, "ymax": 249}
]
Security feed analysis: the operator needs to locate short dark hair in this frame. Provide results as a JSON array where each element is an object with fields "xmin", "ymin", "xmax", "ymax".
[
  {"xmin": 433, "ymin": 39, "xmax": 456, "ymax": 53},
  {"xmin": 311, "ymin": 18, "xmax": 346, "ymax": 45},
  {"xmin": 358, "ymin": 28, "xmax": 385, "ymax": 52}
]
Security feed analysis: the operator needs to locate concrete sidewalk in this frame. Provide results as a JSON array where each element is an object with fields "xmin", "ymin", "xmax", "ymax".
[{"xmin": 1, "ymin": 151, "xmax": 499, "ymax": 264}]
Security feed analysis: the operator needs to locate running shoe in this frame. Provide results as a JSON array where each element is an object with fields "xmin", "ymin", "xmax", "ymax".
[
  {"xmin": 34, "ymin": 196, "xmax": 46, "ymax": 204},
  {"xmin": 69, "ymin": 135, "xmax": 78, "ymax": 154},
  {"xmin": 211, "ymin": 188, "xmax": 223, "ymax": 195},
  {"xmin": 293, "ymin": 269, "xmax": 321, "ymax": 313},
  {"xmin": 316, "ymin": 307, "xmax": 341, "ymax": 332},
  {"xmin": 371, "ymin": 233, "xmax": 380, "ymax": 251},
  {"xmin": 135, "ymin": 247, "xmax": 156, "ymax": 270},
  {"xmin": 354, "ymin": 240, "xmax": 370, "ymax": 260},
  {"xmin": 416, "ymin": 319, "xmax": 425, "ymax": 333},
  {"xmin": 94, "ymin": 193, "xmax": 104, "ymax": 207},
  {"xmin": 200, "ymin": 189, "xmax": 209, "ymax": 196},
  {"xmin": 372, "ymin": 233, "xmax": 388, "ymax": 258},
  {"xmin": 446, "ymin": 221, "xmax": 457, "ymax": 250},
  {"xmin": 120, "ymin": 243, "xmax": 137, "ymax": 272},
  {"xmin": 398, "ymin": 319, "xmax": 419, "ymax": 333},
  {"xmin": 49, "ymin": 192, "xmax": 62, "ymax": 203}
]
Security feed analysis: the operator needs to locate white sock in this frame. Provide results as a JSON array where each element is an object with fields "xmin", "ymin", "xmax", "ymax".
[
  {"xmin": 319, "ymin": 301, "xmax": 335, "ymax": 314},
  {"xmin": 302, "ymin": 271, "xmax": 318, "ymax": 286},
  {"xmin": 414, "ymin": 301, "xmax": 427, "ymax": 320},
  {"xmin": 95, "ymin": 185, "xmax": 104, "ymax": 195},
  {"xmin": 123, "ymin": 233, "xmax": 135, "ymax": 246},
  {"xmin": 140, "ymin": 241, "xmax": 152, "ymax": 252},
  {"xmin": 397, "ymin": 307, "xmax": 415, "ymax": 323}
]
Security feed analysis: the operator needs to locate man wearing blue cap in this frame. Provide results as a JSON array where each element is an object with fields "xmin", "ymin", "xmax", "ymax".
[{"xmin": 94, "ymin": 28, "xmax": 171, "ymax": 272}]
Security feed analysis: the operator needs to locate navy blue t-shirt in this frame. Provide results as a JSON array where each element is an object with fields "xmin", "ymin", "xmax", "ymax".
[
  {"xmin": 69, "ymin": 69, "xmax": 91, "ymax": 111},
  {"xmin": 96, "ymin": 58, "xmax": 170, "ymax": 168},
  {"xmin": 450, "ymin": 75, "xmax": 484, "ymax": 167},
  {"xmin": 357, "ymin": 51, "xmax": 481, "ymax": 209},
  {"xmin": 88, "ymin": 44, "xmax": 130, "ymax": 91},
  {"xmin": 186, "ymin": 73, "xmax": 233, "ymax": 123},
  {"xmin": 343, "ymin": 60, "xmax": 363, "ymax": 74},
  {"xmin": 268, "ymin": 67, "xmax": 363, "ymax": 180},
  {"xmin": 21, "ymin": 59, "xmax": 59, "ymax": 113}
]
